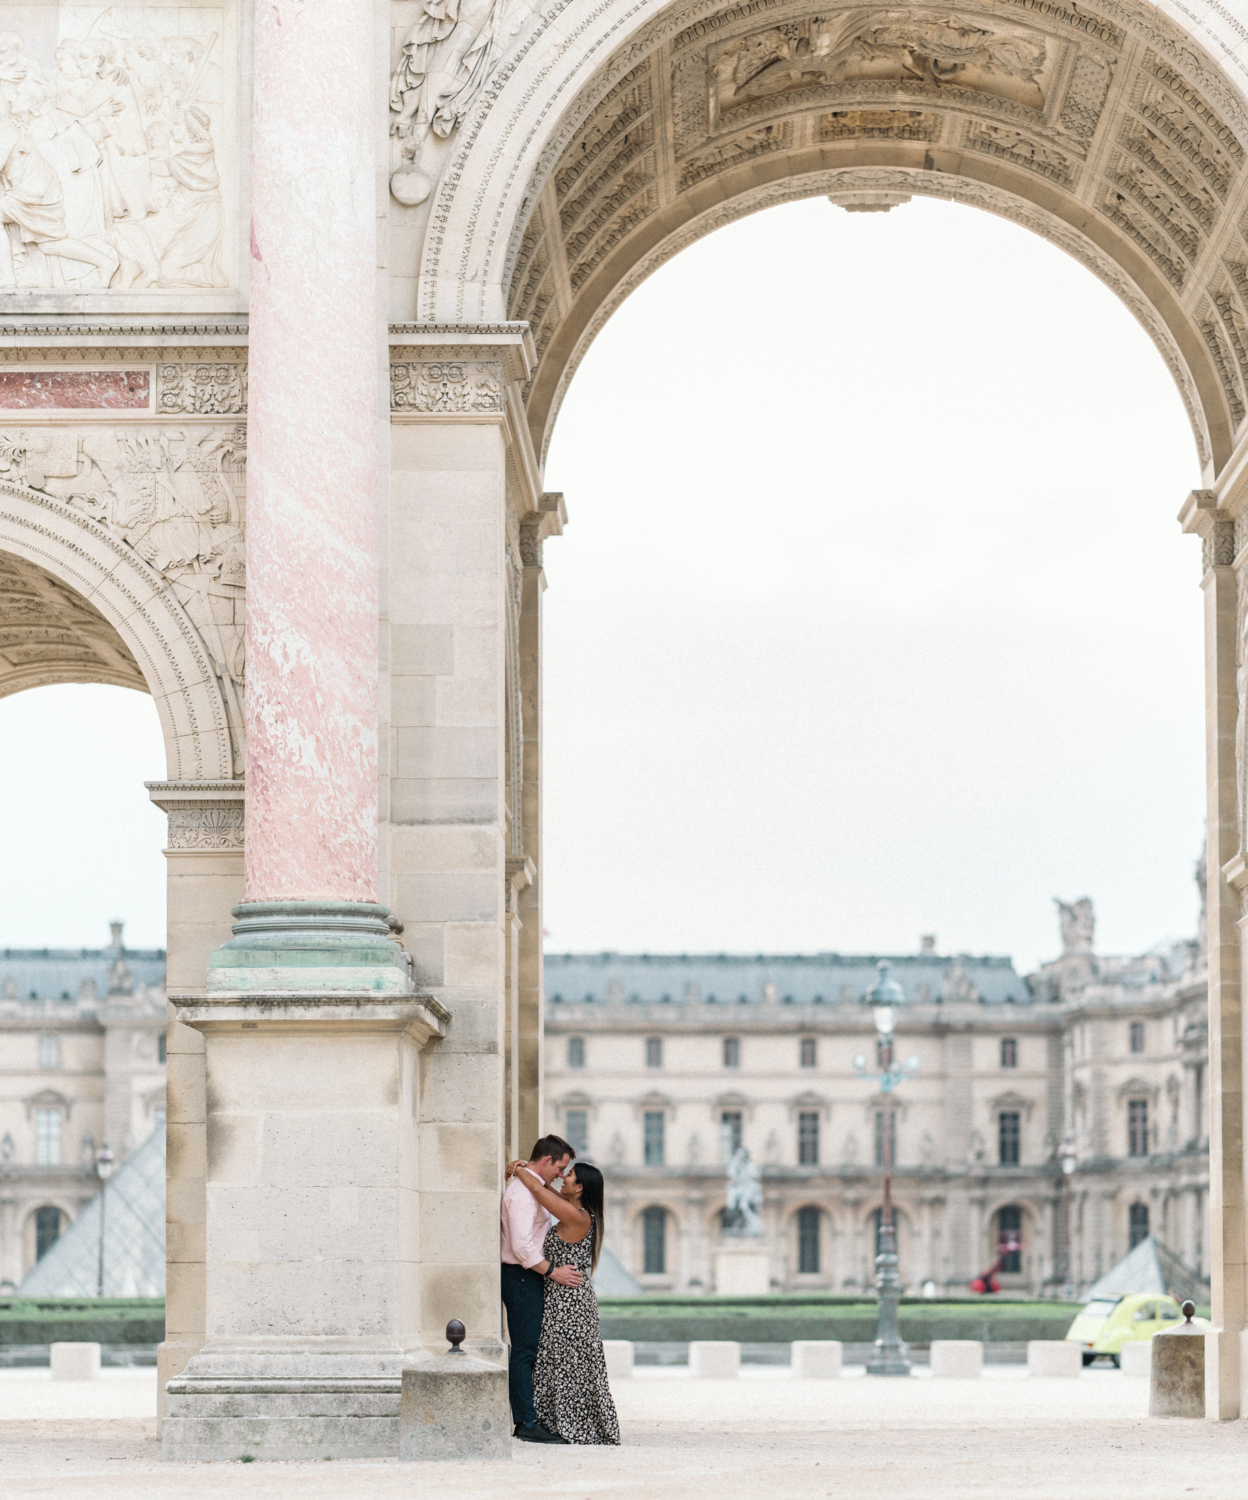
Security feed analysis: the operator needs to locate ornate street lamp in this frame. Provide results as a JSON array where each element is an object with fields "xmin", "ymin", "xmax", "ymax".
[
  {"xmin": 854, "ymin": 962, "xmax": 920, "ymax": 1376},
  {"xmin": 95, "ymin": 1143, "xmax": 114, "ymax": 1298},
  {"xmin": 1058, "ymin": 1136, "xmax": 1078, "ymax": 1300}
]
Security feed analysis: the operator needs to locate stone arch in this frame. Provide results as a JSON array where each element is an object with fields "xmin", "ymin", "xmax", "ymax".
[
  {"xmin": 413, "ymin": 0, "xmax": 1248, "ymax": 475},
  {"xmin": 0, "ymin": 478, "xmax": 234, "ymax": 782}
]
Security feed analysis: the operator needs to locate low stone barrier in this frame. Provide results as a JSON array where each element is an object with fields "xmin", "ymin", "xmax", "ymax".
[
  {"xmin": 50, "ymin": 1342, "xmax": 99, "ymax": 1381},
  {"xmin": 1149, "ymin": 1308, "xmax": 1204, "ymax": 1419},
  {"xmin": 930, "ymin": 1340, "xmax": 983, "ymax": 1378},
  {"xmin": 398, "ymin": 1351, "xmax": 512, "ymax": 1460},
  {"xmin": 688, "ymin": 1341, "xmax": 740, "ymax": 1378},
  {"xmin": 1027, "ymin": 1341, "xmax": 1081, "ymax": 1378},
  {"xmin": 791, "ymin": 1341, "xmax": 842, "ymax": 1378},
  {"xmin": 603, "ymin": 1340, "xmax": 634, "ymax": 1380}
]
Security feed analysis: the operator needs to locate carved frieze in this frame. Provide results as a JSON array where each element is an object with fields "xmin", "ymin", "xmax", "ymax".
[
  {"xmin": 1121, "ymin": 121, "xmax": 1218, "ymax": 229},
  {"xmin": 0, "ymin": 12, "xmax": 230, "ymax": 291},
  {"xmin": 0, "ymin": 422, "xmax": 246, "ymax": 690},
  {"xmin": 817, "ymin": 109, "xmax": 939, "ymax": 142},
  {"xmin": 1204, "ymin": 519, "xmax": 1236, "ymax": 569},
  {"xmin": 390, "ymin": 360, "xmax": 504, "ymax": 415},
  {"xmin": 167, "ymin": 803, "xmax": 245, "ymax": 850},
  {"xmin": 1198, "ymin": 312, "xmax": 1245, "ymax": 425},
  {"xmin": 679, "ymin": 123, "xmax": 792, "ymax": 191},
  {"xmin": 964, "ymin": 121, "xmax": 1075, "ymax": 185},
  {"xmin": 156, "ymin": 362, "xmax": 247, "ymax": 415},
  {"xmin": 1101, "ymin": 188, "xmax": 1187, "ymax": 288},
  {"xmin": 1140, "ymin": 52, "xmax": 1243, "ymax": 168},
  {"xmin": 1133, "ymin": 77, "xmax": 1237, "ymax": 199}
]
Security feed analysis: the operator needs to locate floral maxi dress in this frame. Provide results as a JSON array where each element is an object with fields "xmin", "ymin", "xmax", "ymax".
[{"xmin": 532, "ymin": 1221, "xmax": 621, "ymax": 1444}]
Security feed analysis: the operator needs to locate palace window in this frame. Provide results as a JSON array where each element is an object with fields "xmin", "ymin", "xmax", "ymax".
[
  {"xmin": 996, "ymin": 1205, "xmax": 1022, "ymax": 1273},
  {"xmin": 643, "ymin": 1111, "xmax": 665, "ymax": 1166},
  {"xmin": 642, "ymin": 1206, "xmax": 667, "ymax": 1274},
  {"xmin": 720, "ymin": 1110, "xmax": 743, "ymax": 1158},
  {"xmin": 998, "ymin": 1111, "xmax": 1021, "ymax": 1166},
  {"xmin": 1129, "ymin": 1202, "xmax": 1150, "ymax": 1249},
  {"xmin": 798, "ymin": 1111, "xmax": 819, "ymax": 1166},
  {"xmin": 797, "ymin": 1206, "xmax": 820, "ymax": 1274},
  {"xmin": 800, "ymin": 1037, "xmax": 817, "ymax": 1068},
  {"xmin": 645, "ymin": 1037, "xmax": 663, "ymax": 1068},
  {"xmin": 568, "ymin": 1036, "xmax": 585, "ymax": 1068},
  {"xmin": 723, "ymin": 1037, "xmax": 740, "ymax": 1068},
  {"xmin": 35, "ymin": 1109, "xmax": 62, "ymax": 1166},
  {"xmin": 1129, "ymin": 1022, "xmax": 1145, "ymax": 1055},
  {"xmin": 565, "ymin": 1110, "xmax": 588, "ymax": 1157},
  {"xmin": 1128, "ymin": 1099, "xmax": 1149, "ymax": 1157},
  {"xmin": 1000, "ymin": 1038, "xmax": 1017, "ymax": 1069},
  {"xmin": 38, "ymin": 1035, "xmax": 59, "ymax": 1069},
  {"xmin": 873, "ymin": 1107, "xmax": 896, "ymax": 1168},
  {"xmin": 34, "ymin": 1205, "xmax": 61, "ymax": 1260}
]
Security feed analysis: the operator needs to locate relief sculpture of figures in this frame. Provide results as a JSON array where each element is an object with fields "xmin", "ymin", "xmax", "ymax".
[
  {"xmin": 0, "ymin": 424, "xmax": 245, "ymax": 714},
  {"xmin": 388, "ymin": 0, "xmax": 520, "ymax": 206},
  {"xmin": 0, "ymin": 9, "xmax": 226, "ymax": 290}
]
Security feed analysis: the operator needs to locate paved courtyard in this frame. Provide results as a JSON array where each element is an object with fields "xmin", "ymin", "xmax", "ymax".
[{"xmin": 1, "ymin": 1365, "xmax": 1245, "ymax": 1499}]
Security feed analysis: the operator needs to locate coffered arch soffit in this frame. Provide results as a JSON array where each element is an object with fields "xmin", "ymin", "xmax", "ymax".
[
  {"xmin": 0, "ymin": 481, "xmax": 234, "ymax": 782},
  {"xmin": 416, "ymin": 0, "xmax": 1248, "ymax": 474}
]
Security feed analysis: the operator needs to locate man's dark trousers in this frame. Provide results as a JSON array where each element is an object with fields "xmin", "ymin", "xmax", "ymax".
[{"xmin": 501, "ymin": 1261, "xmax": 544, "ymax": 1427}]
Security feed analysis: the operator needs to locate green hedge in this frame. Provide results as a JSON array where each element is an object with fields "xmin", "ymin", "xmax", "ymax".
[
  {"xmin": 0, "ymin": 1297, "xmax": 165, "ymax": 1346},
  {"xmin": 596, "ymin": 1295, "xmax": 1081, "ymax": 1345}
]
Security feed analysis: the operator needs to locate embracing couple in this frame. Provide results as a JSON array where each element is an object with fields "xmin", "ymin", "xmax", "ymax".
[{"xmin": 499, "ymin": 1133, "xmax": 621, "ymax": 1446}]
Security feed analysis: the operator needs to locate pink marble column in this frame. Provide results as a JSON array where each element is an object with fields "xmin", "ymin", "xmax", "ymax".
[{"xmin": 246, "ymin": 0, "xmax": 379, "ymax": 903}]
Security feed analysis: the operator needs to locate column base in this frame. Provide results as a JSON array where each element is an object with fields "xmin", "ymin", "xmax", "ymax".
[
  {"xmin": 162, "ymin": 1341, "xmax": 510, "ymax": 1461},
  {"xmin": 207, "ymin": 902, "xmax": 414, "ymax": 994}
]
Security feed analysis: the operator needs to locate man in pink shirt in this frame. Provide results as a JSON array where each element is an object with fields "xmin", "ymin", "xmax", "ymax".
[{"xmin": 501, "ymin": 1133, "xmax": 581, "ymax": 1442}]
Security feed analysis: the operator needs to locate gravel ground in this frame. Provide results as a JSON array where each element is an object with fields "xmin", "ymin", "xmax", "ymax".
[{"xmin": 0, "ymin": 1363, "xmax": 1243, "ymax": 1499}]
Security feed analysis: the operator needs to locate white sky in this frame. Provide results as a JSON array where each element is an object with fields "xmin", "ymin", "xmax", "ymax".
[{"xmin": 0, "ymin": 196, "xmax": 1206, "ymax": 972}]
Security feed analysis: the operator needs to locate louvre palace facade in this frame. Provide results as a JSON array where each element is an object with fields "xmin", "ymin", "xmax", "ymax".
[
  {"xmin": 545, "ymin": 894, "xmax": 1210, "ymax": 1297},
  {"xmin": 0, "ymin": 924, "xmax": 167, "ymax": 1288}
]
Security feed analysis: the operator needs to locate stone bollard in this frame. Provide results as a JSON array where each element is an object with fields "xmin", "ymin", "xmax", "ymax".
[
  {"xmin": 930, "ymin": 1340, "xmax": 983, "ymax": 1378},
  {"xmin": 50, "ymin": 1343, "xmax": 100, "ymax": 1381},
  {"xmin": 1120, "ymin": 1340, "xmax": 1153, "ymax": 1378},
  {"xmin": 603, "ymin": 1340, "xmax": 634, "ymax": 1380},
  {"xmin": 791, "ymin": 1341, "xmax": 842, "ymax": 1379},
  {"xmin": 398, "ymin": 1321, "xmax": 511, "ymax": 1461},
  {"xmin": 688, "ymin": 1341, "xmax": 740, "ymax": 1379},
  {"xmin": 1149, "ymin": 1302, "xmax": 1204, "ymax": 1418},
  {"xmin": 1027, "ymin": 1341, "xmax": 1081, "ymax": 1378}
]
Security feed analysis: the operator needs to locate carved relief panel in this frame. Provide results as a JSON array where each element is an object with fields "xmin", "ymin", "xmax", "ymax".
[
  {"xmin": 0, "ymin": 5, "xmax": 237, "ymax": 293},
  {"xmin": 0, "ymin": 351, "xmax": 247, "ymax": 770}
]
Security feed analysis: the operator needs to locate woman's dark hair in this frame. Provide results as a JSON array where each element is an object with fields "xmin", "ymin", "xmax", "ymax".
[{"xmin": 571, "ymin": 1161, "xmax": 606, "ymax": 1272}]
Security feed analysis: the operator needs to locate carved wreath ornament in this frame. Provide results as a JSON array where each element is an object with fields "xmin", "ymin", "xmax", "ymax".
[{"xmin": 390, "ymin": 361, "xmax": 504, "ymax": 414}]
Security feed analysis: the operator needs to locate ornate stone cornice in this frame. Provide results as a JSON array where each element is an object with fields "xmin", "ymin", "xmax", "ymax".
[{"xmin": 146, "ymin": 780, "xmax": 245, "ymax": 853}]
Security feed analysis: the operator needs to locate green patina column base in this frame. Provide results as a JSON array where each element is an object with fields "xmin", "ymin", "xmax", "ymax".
[{"xmin": 207, "ymin": 901, "xmax": 413, "ymax": 994}]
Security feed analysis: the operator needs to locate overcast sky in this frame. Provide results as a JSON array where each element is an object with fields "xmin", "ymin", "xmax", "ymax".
[{"xmin": 0, "ymin": 195, "xmax": 1206, "ymax": 973}]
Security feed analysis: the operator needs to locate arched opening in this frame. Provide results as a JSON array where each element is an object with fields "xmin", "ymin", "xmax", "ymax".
[
  {"xmin": 1130, "ymin": 1200, "xmax": 1151, "ymax": 1249},
  {"xmin": 795, "ymin": 1203, "xmax": 823, "ymax": 1276}
]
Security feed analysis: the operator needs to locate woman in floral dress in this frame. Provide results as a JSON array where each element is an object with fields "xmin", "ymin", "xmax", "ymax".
[{"xmin": 507, "ymin": 1159, "xmax": 621, "ymax": 1445}]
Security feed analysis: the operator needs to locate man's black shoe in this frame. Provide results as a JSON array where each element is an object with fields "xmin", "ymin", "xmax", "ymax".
[{"xmin": 514, "ymin": 1423, "xmax": 567, "ymax": 1443}]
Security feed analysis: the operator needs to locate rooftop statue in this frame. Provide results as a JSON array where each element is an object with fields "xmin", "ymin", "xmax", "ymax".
[{"xmin": 1056, "ymin": 896, "xmax": 1095, "ymax": 956}]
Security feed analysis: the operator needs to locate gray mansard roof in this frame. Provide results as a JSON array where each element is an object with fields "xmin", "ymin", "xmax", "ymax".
[
  {"xmin": 545, "ymin": 950, "xmax": 1028, "ymax": 1007},
  {"xmin": 0, "ymin": 924, "xmax": 165, "ymax": 1004}
]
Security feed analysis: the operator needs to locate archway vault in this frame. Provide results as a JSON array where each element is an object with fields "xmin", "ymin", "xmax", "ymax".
[
  {"xmin": 416, "ymin": 1, "xmax": 1248, "ymax": 478},
  {"xmin": 0, "ymin": 480, "xmax": 235, "ymax": 782}
]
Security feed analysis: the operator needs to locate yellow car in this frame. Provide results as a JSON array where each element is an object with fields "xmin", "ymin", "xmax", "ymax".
[{"xmin": 1065, "ymin": 1292, "xmax": 1184, "ymax": 1366}]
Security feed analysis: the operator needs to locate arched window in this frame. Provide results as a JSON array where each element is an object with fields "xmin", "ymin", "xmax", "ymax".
[
  {"xmin": 797, "ymin": 1206, "xmax": 820, "ymax": 1274},
  {"xmin": 34, "ymin": 1205, "xmax": 61, "ymax": 1260},
  {"xmin": 642, "ymin": 1206, "xmax": 666, "ymax": 1275},
  {"xmin": 1129, "ymin": 1202, "xmax": 1150, "ymax": 1250},
  {"xmin": 996, "ymin": 1205, "xmax": 1022, "ymax": 1273}
]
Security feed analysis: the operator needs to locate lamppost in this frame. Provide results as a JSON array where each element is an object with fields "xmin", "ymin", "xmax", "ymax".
[
  {"xmin": 1058, "ymin": 1136, "xmax": 1078, "ymax": 1301},
  {"xmin": 95, "ymin": 1143, "xmax": 114, "ymax": 1298},
  {"xmin": 854, "ymin": 962, "xmax": 920, "ymax": 1376}
]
